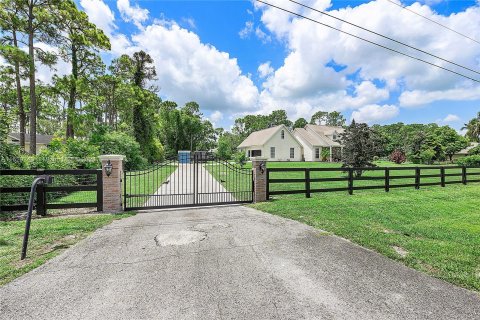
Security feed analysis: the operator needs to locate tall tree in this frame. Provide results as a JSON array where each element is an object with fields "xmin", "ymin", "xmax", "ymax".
[
  {"xmin": 341, "ymin": 120, "xmax": 380, "ymax": 176},
  {"xmin": 325, "ymin": 111, "xmax": 346, "ymax": 126},
  {"xmin": 293, "ymin": 117, "xmax": 308, "ymax": 129},
  {"xmin": 13, "ymin": 0, "xmax": 62, "ymax": 154},
  {"xmin": 463, "ymin": 112, "xmax": 480, "ymax": 142},
  {"xmin": 310, "ymin": 111, "xmax": 328, "ymax": 125},
  {"xmin": 0, "ymin": 0, "xmax": 28, "ymax": 146},
  {"xmin": 58, "ymin": 1, "xmax": 110, "ymax": 138}
]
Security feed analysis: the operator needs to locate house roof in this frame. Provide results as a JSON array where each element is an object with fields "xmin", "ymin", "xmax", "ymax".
[
  {"xmin": 8, "ymin": 133, "xmax": 54, "ymax": 145},
  {"xmin": 294, "ymin": 128, "xmax": 341, "ymax": 147},
  {"xmin": 456, "ymin": 142, "xmax": 479, "ymax": 155},
  {"xmin": 238, "ymin": 125, "xmax": 288, "ymax": 148},
  {"xmin": 305, "ymin": 124, "xmax": 344, "ymax": 136}
]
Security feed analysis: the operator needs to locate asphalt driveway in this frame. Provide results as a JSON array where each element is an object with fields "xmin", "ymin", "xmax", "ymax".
[{"xmin": 1, "ymin": 205, "xmax": 479, "ymax": 319}]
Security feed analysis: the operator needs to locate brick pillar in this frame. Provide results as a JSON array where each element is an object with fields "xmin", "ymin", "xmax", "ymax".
[
  {"xmin": 251, "ymin": 157, "xmax": 267, "ymax": 203},
  {"xmin": 99, "ymin": 155, "xmax": 125, "ymax": 213}
]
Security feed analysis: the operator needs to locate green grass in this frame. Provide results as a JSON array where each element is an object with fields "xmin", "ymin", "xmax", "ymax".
[
  {"xmin": 0, "ymin": 213, "xmax": 134, "ymax": 286},
  {"xmin": 252, "ymin": 183, "xmax": 480, "ymax": 291},
  {"xmin": 204, "ymin": 162, "xmax": 252, "ymax": 200},
  {"xmin": 50, "ymin": 165, "xmax": 177, "ymax": 207}
]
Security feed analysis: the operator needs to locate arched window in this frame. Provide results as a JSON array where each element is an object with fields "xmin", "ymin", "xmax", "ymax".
[{"xmin": 281, "ymin": 130, "xmax": 285, "ymax": 139}]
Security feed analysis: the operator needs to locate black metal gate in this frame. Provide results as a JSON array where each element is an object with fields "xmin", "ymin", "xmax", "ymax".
[{"xmin": 124, "ymin": 152, "xmax": 253, "ymax": 210}]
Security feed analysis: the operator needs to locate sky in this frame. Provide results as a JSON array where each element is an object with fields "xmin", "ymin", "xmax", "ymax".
[{"xmin": 73, "ymin": 0, "xmax": 480, "ymax": 131}]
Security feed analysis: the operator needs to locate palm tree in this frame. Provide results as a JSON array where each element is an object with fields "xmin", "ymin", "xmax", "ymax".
[{"xmin": 462, "ymin": 112, "xmax": 480, "ymax": 142}]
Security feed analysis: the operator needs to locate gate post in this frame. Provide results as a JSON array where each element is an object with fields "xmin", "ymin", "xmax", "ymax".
[
  {"xmin": 251, "ymin": 157, "xmax": 267, "ymax": 203},
  {"xmin": 99, "ymin": 155, "xmax": 125, "ymax": 213}
]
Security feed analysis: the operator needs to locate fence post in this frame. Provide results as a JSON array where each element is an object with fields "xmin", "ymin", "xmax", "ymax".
[
  {"xmin": 36, "ymin": 169, "xmax": 46, "ymax": 216},
  {"xmin": 305, "ymin": 168, "xmax": 311, "ymax": 198},
  {"xmin": 385, "ymin": 168, "xmax": 390, "ymax": 192},
  {"xmin": 440, "ymin": 167, "xmax": 445, "ymax": 187},
  {"xmin": 266, "ymin": 169, "xmax": 270, "ymax": 200},
  {"xmin": 96, "ymin": 169, "xmax": 103, "ymax": 212},
  {"xmin": 462, "ymin": 167, "xmax": 467, "ymax": 185},
  {"xmin": 251, "ymin": 157, "xmax": 267, "ymax": 203},
  {"xmin": 99, "ymin": 155, "xmax": 125, "ymax": 213},
  {"xmin": 415, "ymin": 167, "xmax": 420, "ymax": 190},
  {"xmin": 348, "ymin": 168, "xmax": 354, "ymax": 195}
]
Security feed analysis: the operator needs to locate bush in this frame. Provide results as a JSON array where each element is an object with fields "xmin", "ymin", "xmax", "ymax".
[
  {"xmin": 457, "ymin": 155, "xmax": 480, "ymax": 166},
  {"xmin": 0, "ymin": 143, "xmax": 24, "ymax": 169},
  {"xmin": 420, "ymin": 149, "xmax": 436, "ymax": 165},
  {"xmin": 27, "ymin": 148, "xmax": 75, "ymax": 170},
  {"xmin": 64, "ymin": 139, "xmax": 100, "ymax": 169},
  {"xmin": 468, "ymin": 145, "xmax": 480, "ymax": 155},
  {"xmin": 233, "ymin": 152, "xmax": 247, "ymax": 167},
  {"xmin": 94, "ymin": 131, "xmax": 148, "ymax": 170},
  {"xmin": 389, "ymin": 149, "xmax": 406, "ymax": 164}
]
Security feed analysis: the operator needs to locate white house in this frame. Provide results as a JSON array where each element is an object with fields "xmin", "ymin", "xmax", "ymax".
[
  {"xmin": 237, "ymin": 125, "xmax": 303, "ymax": 161},
  {"xmin": 293, "ymin": 125, "xmax": 344, "ymax": 162}
]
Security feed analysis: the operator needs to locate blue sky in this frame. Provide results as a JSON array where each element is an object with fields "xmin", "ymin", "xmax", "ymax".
[{"xmin": 78, "ymin": 0, "xmax": 480, "ymax": 131}]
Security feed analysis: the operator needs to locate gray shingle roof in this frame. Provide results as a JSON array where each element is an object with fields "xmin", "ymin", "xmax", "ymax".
[
  {"xmin": 294, "ymin": 128, "xmax": 341, "ymax": 147},
  {"xmin": 238, "ymin": 125, "xmax": 284, "ymax": 148},
  {"xmin": 8, "ymin": 133, "xmax": 54, "ymax": 145}
]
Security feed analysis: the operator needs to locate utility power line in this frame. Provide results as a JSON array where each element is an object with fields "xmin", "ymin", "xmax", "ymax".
[
  {"xmin": 385, "ymin": 0, "xmax": 480, "ymax": 45},
  {"xmin": 288, "ymin": 0, "xmax": 480, "ymax": 76},
  {"xmin": 256, "ymin": 0, "xmax": 480, "ymax": 83}
]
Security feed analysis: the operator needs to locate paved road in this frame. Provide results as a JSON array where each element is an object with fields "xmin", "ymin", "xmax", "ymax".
[
  {"xmin": 1, "ymin": 206, "xmax": 479, "ymax": 319},
  {"xmin": 144, "ymin": 163, "xmax": 236, "ymax": 207}
]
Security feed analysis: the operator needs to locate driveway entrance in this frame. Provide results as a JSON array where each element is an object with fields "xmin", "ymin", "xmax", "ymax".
[{"xmin": 0, "ymin": 206, "xmax": 478, "ymax": 319}]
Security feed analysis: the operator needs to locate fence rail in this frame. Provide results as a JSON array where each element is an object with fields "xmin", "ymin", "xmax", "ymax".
[
  {"xmin": 0, "ymin": 169, "xmax": 102, "ymax": 214},
  {"xmin": 267, "ymin": 166, "xmax": 480, "ymax": 198}
]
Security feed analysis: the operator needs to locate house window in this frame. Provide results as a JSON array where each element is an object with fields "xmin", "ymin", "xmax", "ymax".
[
  {"xmin": 290, "ymin": 148, "xmax": 295, "ymax": 159},
  {"xmin": 333, "ymin": 134, "xmax": 337, "ymax": 140},
  {"xmin": 251, "ymin": 150, "xmax": 262, "ymax": 157},
  {"xmin": 270, "ymin": 147, "xmax": 276, "ymax": 159},
  {"xmin": 281, "ymin": 130, "xmax": 285, "ymax": 139},
  {"xmin": 315, "ymin": 148, "xmax": 320, "ymax": 159},
  {"xmin": 247, "ymin": 150, "xmax": 251, "ymax": 157}
]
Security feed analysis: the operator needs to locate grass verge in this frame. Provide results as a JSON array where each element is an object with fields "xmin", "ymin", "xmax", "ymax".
[
  {"xmin": 0, "ymin": 213, "xmax": 134, "ymax": 286},
  {"xmin": 251, "ymin": 184, "xmax": 480, "ymax": 292}
]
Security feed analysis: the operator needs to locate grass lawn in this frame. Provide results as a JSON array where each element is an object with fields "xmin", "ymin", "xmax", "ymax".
[
  {"xmin": 252, "ymin": 183, "xmax": 480, "ymax": 291},
  {"xmin": 204, "ymin": 162, "xmax": 252, "ymax": 201},
  {"xmin": 0, "ymin": 213, "xmax": 134, "ymax": 286},
  {"xmin": 50, "ymin": 165, "xmax": 177, "ymax": 207}
]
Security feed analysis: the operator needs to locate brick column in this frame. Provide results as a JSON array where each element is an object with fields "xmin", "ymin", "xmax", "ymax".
[
  {"xmin": 251, "ymin": 157, "xmax": 267, "ymax": 203},
  {"xmin": 99, "ymin": 155, "xmax": 125, "ymax": 213}
]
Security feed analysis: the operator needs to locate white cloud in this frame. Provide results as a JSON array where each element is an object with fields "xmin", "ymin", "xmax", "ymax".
[
  {"xmin": 80, "ymin": 0, "xmax": 116, "ymax": 36},
  {"xmin": 436, "ymin": 114, "xmax": 461, "ymax": 124},
  {"xmin": 351, "ymin": 104, "xmax": 399, "ymax": 124},
  {"xmin": 255, "ymin": 27, "xmax": 272, "ymax": 43},
  {"xmin": 258, "ymin": 61, "xmax": 274, "ymax": 78},
  {"xmin": 239, "ymin": 21, "xmax": 254, "ymax": 39},
  {"xmin": 130, "ymin": 22, "xmax": 259, "ymax": 112},
  {"xmin": 254, "ymin": 0, "xmax": 480, "ymax": 116},
  {"xmin": 117, "ymin": 0, "xmax": 149, "ymax": 29}
]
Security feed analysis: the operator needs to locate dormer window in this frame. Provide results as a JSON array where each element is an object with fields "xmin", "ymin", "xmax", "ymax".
[{"xmin": 281, "ymin": 130, "xmax": 285, "ymax": 139}]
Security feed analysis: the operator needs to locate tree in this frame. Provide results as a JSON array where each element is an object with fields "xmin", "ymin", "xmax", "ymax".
[
  {"xmin": 0, "ymin": 0, "xmax": 28, "ymax": 147},
  {"xmin": 293, "ymin": 117, "xmax": 308, "ymax": 129},
  {"xmin": 58, "ymin": 1, "xmax": 110, "ymax": 138},
  {"xmin": 463, "ymin": 112, "xmax": 480, "ymax": 142},
  {"xmin": 390, "ymin": 149, "xmax": 406, "ymax": 164},
  {"xmin": 325, "ymin": 111, "xmax": 346, "ymax": 126},
  {"xmin": 341, "ymin": 120, "xmax": 379, "ymax": 176},
  {"xmin": 13, "ymin": 0, "xmax": 63, "ymax": 154},
  {"xmin": 267, "ymin": 110, "xmax": 292, "ymax": 129},
  {"xmin": 435, "ymin": 126, "xmax": 468, "ymax": 162},
  {"xmin": 310, "ymin": 111, "xmax": 328, "ymax": 125}
]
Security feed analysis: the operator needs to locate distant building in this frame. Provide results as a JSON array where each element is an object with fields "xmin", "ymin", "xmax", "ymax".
[
  {"xmin": 237, "ymin": 124, "xmax": 344, "ymax": 162},
  {"xmin": 293, "ymin": 125, "xmax": 344, "ymax": 162},
  {"xmin": 6, "ymin": 133, "xmax": 54, "ymax": 154},
  {"xmin": 237, "ymin": 125, "xmax": 303, "ymax": 161},
  {"xmin": 453, "ymin": 142, "xmax": 479, "ymax": 160}
]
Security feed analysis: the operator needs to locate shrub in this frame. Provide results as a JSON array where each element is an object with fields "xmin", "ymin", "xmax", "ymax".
[
  {"xmin": 0, "ymin": 143, "xmax": 24, "ymax": 169},
  {"xmin": 64, "ymin": 138, "xmax": 100, "ymax": 169},
  {"xmin": 233, "ymin": 152, "xmax": 247, "ymax": 167},
  {"xmin": 28, "ymin": 148, "xmax": 74, "ymax": 170},
  {"xmin": 420, "ymin": 149, "xmax": 436, "ymax": 165},
  {"xmin": 457, "ymin": 155, "xmax": 480, "ymax": 166},
  {"xmin": 468, "ymin": 145, "xmax": 480, "ymax": 155},
  {"xmin": 390, "ymin": 149, "xmax": 406, "ymax": 164},
  {"xmin": 94, "ymin": 131, "xmax": 148, "ymax": 170}
]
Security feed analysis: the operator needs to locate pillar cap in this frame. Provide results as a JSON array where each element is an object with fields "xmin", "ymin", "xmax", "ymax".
[{"xmin": 99, "ymin": 155, "xmax": 126, "ymax": 161}]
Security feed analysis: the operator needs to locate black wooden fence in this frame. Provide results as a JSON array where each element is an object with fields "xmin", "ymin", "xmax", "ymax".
[
  {"xmin": 267, "ymin": 166, "xmax": 480, "ymax": 198},
  {"xmin": 0, "ymin": 169, "xmax": 103, "ymax": 215}
]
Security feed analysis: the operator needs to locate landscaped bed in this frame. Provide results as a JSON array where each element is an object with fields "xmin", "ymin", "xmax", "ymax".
[
  {"xmin": 252, "ymin": 182, "xmax": 480, "ymax": 292},
  {"xmin": 0, "ymin": 213, "xmax": 134, "ymax": 286}
]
